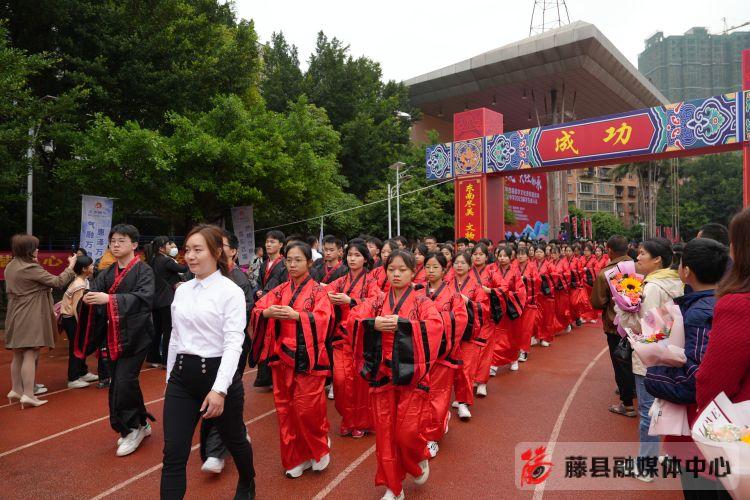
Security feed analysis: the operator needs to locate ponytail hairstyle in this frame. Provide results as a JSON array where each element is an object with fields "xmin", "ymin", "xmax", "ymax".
[
  {"xmin": 144, "ymin": 235, "xmax": 169, "ymax": 266},
  {"xmin": 185, "ymin": 225, "xmax": 230, "ymax": 277}
]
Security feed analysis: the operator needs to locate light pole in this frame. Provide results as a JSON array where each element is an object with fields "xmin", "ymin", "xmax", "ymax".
[
  {"xmin": 389, "ymin": 161, "xmax": 414, "ymax": 236},
  {"xmin": 26, "ymin": 95, "xmax": 57, "ymax": 235},
  {"xmin": 387, "ymin": 183, "xmax": 392, "ymax": 239}
]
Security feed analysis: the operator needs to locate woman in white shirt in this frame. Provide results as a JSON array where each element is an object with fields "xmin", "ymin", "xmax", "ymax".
[{"xmin": 160, "ymin": 225, "xmax": 255, "ymax": 500}]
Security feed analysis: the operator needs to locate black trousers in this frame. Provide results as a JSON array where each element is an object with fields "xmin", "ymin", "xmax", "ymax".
[
  {"xmin": 605, "ymin": 332, "xmax": 636, "ymax": 406},
  {"xmin": 148, "ymin": 306, "xmax": 172, "ymax": 364},
  {"xmin": 62, "ymin": 316, "xmax": 110, "ymax": 382},
  {"xmin": 109, "ymin": 346, "xmax": 149, "ymax": 436},
  {"xmin": 161, "ymin": 354, "xmax": 255, "ymax": 500},
  {"xmin": 200, "ymin": 341, "xmax": 251, "ymax": 461},
  {"xmin": 253, "ymin": 361, "xmax": 272, "ymax": 387}
]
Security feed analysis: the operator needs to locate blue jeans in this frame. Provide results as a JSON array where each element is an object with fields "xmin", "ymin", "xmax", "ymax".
[{"xmin": 634, "ymin": 374, "xmax": 660, "ymax": 459}]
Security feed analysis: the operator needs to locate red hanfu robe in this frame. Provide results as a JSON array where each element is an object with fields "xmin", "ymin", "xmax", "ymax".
[
  {"xmin": 250, "ymin": 276, "xmax": 334, "ymax": 470},
  {"xmin": 534, "ymin": 259, "xmax": 563, "ymax": 342},
  {"xmin": 447, "ymin": 273, "xmax": 488, "ymax": 406},
  {"xmin": 488, "ymin": 264, "xmax": 527, "ymax": 369},
  {"xmin": 421, "ymin": 281, "xmax": 468, "ymax": 443},
  {"xmin": 595, "ymin": 255, "xmax": 610, "ymax": 273},
  {"xmin": 567, "ymin": 256, "xmax": 587, "ymax": 320},
  {"xmin": 348, "ymin": 287, "xmax": 443, "ymax": 496},
  {"xmin": 579, "ymin": 256, "xmax": 600, "ymax": 321},
  {"xmin": 326, "ymin": 270, "xmax": 381, "ymax": 434},
  {"xmin": 370, "ymin": 265, "xmax": 390, "ymax": 293},
  {"xmin": 552, "ymin": 258, "xmax": 573, "ymax": 330},
  {"xmin": 516, "ymin": 261, "xmax": 542, "ymax": 352}
]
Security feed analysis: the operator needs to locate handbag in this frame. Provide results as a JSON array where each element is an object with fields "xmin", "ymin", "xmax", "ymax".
[{"xmin": 613, "ymin": 335, "xmax": 633, "ymax": 365}]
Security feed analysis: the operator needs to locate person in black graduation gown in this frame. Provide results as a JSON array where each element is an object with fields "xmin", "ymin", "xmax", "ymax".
[
  {"xmin": 199, "ymin": 231, "xmax": 255, "ymax": 473},
  {"xmin": 310, "ymin": 235, "xmax": 348, "ymax": 284},
  {"xmin": 253, "ymin": 230, "xmax": 288, "ymax": 389},
  {"xmin": 145, "ymin": 236, "xmax": 188, "ymax": 367},
  {"xmin": 77, "ymin": 223, "xmax": 155, "ymax": 457}
]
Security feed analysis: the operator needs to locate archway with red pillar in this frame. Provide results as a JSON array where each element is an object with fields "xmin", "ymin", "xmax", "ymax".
[{"xmin": 425, "ymin": 49, "xmax": 750, "ymax": 241}]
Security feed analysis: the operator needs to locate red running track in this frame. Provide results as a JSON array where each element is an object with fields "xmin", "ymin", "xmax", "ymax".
[{"xmin": 0, "ymin": 323, "xmax": 681, "ymax": 499}]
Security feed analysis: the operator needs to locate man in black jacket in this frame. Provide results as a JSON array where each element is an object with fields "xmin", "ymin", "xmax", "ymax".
[{"xmin": 310, "ymin": 235, "xmax": 348, "ymax": 284}]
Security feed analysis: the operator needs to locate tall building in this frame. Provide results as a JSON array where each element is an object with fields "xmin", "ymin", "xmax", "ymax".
[
  {"xmin": 566, "ymin": 167, "xmax": 640, "ymax": 227},
  {"xmin": 638, "ymin": 27, "xmax": 750, "ymax": 102}
]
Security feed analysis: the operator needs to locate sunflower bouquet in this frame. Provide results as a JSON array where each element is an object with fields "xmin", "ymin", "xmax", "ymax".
[{"xmin": 604, "ymin": 260, "xmax": 644, "ymax": 313}]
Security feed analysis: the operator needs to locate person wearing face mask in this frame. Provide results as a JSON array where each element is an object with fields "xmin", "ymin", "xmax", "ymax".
[{"xmin": 146, "ymin": 235, "xmax": 188, "ymax": 368}]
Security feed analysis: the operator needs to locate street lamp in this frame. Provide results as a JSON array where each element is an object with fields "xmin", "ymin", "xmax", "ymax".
[
  {"xmin": 389, "ymin": 161, "xmax": 413, "ymax": 236},
  {"xmin": 387, "ymin": 183, "xmax": 392, "ymax": 239}
]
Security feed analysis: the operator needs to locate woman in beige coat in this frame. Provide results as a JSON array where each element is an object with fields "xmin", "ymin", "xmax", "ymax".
[{"xmin": 5, "ymin": 234, "xmax": 75, "ymax": 408}]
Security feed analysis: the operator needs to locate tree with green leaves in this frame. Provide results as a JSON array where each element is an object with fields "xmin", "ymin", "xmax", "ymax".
[
  {"xmin": 261, "ymin": 32, "xmax": 304, "ymax": 113},
  {"xmin": 591, "ymin": 211, "xmax": 625, "ymax": 241}
]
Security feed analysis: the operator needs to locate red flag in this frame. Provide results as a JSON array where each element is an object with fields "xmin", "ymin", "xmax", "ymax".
[{"xmin": 572, "ymin": 216, "xmax": 578, "ymax": 238}]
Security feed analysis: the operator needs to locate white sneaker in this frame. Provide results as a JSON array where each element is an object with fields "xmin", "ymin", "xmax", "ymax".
[
  {"xmin": 458, "ymin": 403, "xmax": 471, "ymax": 421},
  {"xmin": 451, "ymin": 400, "xmax": 459, "ymax": 409},
  {"xmin": 530, "ymin": 337, "xmax": 539, "ymax": 346},
  {"xmin": 327, "ymin": 385, "xmax": 334, "ymax": 400},
  {"xmin": 118, "ymin": 422, "xmax": 151, "ymax": 446},
  {"xmin": 519, "ymin": 351, "xmax": 528, "ymax": 362},
  {"xmin": 381, "ymin": 489, "xmax": 405, "ymax": 500},
  {"xmin": 33, "ymin": 384, "xmax": 48, "ymax": 395},
  {"xmin": 541, "ymin": 340, "xmax": 550, "ymax": 347},
  {"xmin": 116, "ymin": 427, "xmax": 145, "ymax": 457},
  {"xmin": 67, "ymin": 379, "xmax": 90, "ymax": 389},
  {"xmin": 312, "ymin": 453, "xmax": 330, "ymax": 472},
  {"xmin": 427, "ymin": 441, "xmax": 439, "ymax": 458},
  {"xmin": 285, "ymin": 459, "xmax": 313, "ymax": 478},
  {"xmin": 80, "ymin": 372, "xmax": 99, "ymax": 383},
  {"xmin": 565, "ymin": 325, "xmax": 572, "ymax": 333},
  {"xmin": 201, "ymin": 457, "xmax": 225, "ymax": 474},
  {"xmin": 476, "ymin": 384, "xmax": 487, "ymax": 397},
  {"xmin": 510, "ymin": 361, "xmax": 519, "ymax": 371},
  {"xmin": 414, "ymin": 459, "xmax": 429, "ymax": 485},
  {"xmin": 489, "ymin": 366, "xmax": 498, "ymax": 377}
]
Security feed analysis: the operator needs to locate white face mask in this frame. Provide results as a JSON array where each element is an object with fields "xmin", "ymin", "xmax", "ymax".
[{"xmin": 168, "ymin": 248, "xmax": 179, "ymax": 257}]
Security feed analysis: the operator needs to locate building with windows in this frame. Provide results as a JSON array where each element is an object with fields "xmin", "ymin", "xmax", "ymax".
[
  {"xmin": 566, "ymin": 167, "xmax": 640, "ymax": 227},
  {"xmin": 638, "ymin": 27, "xmax": 750, "ymax": 102}
]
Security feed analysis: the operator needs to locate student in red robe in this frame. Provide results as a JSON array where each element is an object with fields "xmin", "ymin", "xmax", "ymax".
[
  {"xmin": 250, "ymin": 242, "xmax": 333, "ymax": 479},
  {"xmin": 515, "ymin": 248, "xmax": 541, "ymax": 362},
  {"xmin": 533, "ymin": 246, "xmax": 562, "ymax": 346},
  {"xmin": 565, "ymin": 244, "xmax": 586, "ymax": 326},
  {"xmin": 551, "ymin": 245, "xmax": 573, "ymax": 334},
  {"xmin": 579, "ymin": 244, "xmax": 600, "ymax": 323},
  {"xmin": 447, "ymin": 251, "xmax": 488, "ymax": 421},
  {"xmin": 469, "ymin": 243, "xmax": 504, "ymax": 396},
  {"xmin": 371, "ymin": 239, "xmax": 397, "ymax": 293},
  {"xmin": 489, "ymin": 246, "xmax": 526, "ymax": 375},
  {"xmin": 594, "ymin": 245, "xmax": 610, "ymax": 273},
  {"xmin": 439, "ymin": 244, "xmax": 456, "ymax": 283},
  {"xmin": 348, "ymin": 250, "xmax": 443, "ymax": 500},
  {"xmin": 311, "ymin": 235, "xmax": 348, "ymax": 284},
  {"xmin": 367, "ymin": 237, "xmax": 383, "ymax": 267},
  {"xmin": 412, "ymin": 243, "xmax": 428, "ymax": 286},
  {"xmin": 421, "ymin": 252, "xmax": 468, "ymax": 456},
  {"xmin": 326, "ymin": 239, "xmax": 380, "ymax": 438}
]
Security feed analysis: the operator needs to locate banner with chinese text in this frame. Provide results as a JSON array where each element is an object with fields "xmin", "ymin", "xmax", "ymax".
[
  {"xmin": 230, "ymin": 205, "xmax": 255, "ymax": 266},
  {"xmin": 0, "ymin": 251, "xmax": 69, "ymax": 280},
  {"xmin": 455, "ymin": 177, "xmax": 483, "ymax": 240},
  {"xmin": 79, "ymin": 195, "xmax": 114, "ymax": 261},
  {"xmin": 504, "ymin": 173, "xmax": 549, "ymax": 240}
]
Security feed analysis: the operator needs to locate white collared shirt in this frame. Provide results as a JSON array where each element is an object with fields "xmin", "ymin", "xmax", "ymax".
[{"xmin": 167, "ymin": 269, "xmax": 246, "ymax": 394}]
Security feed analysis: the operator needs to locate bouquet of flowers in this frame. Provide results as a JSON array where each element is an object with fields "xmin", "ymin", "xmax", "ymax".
[
  {"xmin": 628, "ymin": 302, "xmax": 686, "ymax": 367},
  {"xmin": 692, "ymin": 392, "xmax": 750, "ymax": 499},
  {"xmin": 605, "ymin": 260, "xmax": 644, "ymax": 336}
]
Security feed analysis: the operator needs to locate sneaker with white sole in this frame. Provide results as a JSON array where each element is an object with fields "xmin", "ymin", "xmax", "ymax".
[
  {"xmin": 458, "ymin": 403, "xmax": 471, "ymax": 421},
  {"xmin": 80, "ymin": 372, "xmax": 99, "ymax": 383},
  {"xmin": 327, "ymin": 385, "xmax": 334, "ymax": 400},
  {"xmin": 476, "ymin": 384, "xmax": 487, "ymax": 397},
  {"xmin": 381, "ymin": 489, "xmax": 404, "ymax": 500},
  {"xmin": 519, "ymin": 352, "xmax": 528, "ymax": 362},
  {"xmin": 510, "ymin": 361, "xmax": 519, "ymax": 371},
  {"xmin": 67, "ymin": 379, "xmax": 90, "ymax": 389},
  {"xmin": 451, "ymin": 400, "xmax": 459, "ymax": 409},
  {"xmin": 202, "ymin": 457, "xmax": 225, "ymax": 474},
  {"xmin": 116, "ymin": 427, "xmax": 145, "ymax": 457},
  {"xmin": 33, "ymin": 384, "xmax": 48, "ymax": 395},
  {"xmin": 414, "ymin": 459, "xmax": 429, "ymax": 485},
  {"xmin": 427, "ymin": 441, "xmax": 439, "ymax": 458},
  {"xmin": 565, "ymin": 324, "xmax": 572, "ymax": 333},
  {"xmin": 541, "ymin": 340, "xmax": 550, "ymax": 347},
  {"xmin": 285, "ymin": 460, "xmax": 313, "ymax": 478},
  {"xmin": 118, "ymin": 422, "xmax": 151, "ymax": 446},
  {"xmin": 489, "ymin": 366, "xmax": 498, "ymax": 377},
  {"xmin": 530, "ymin": 337, "xmax": 539, "ymax": 346},
  {"xmin": 312, "ymin": 453, "xmax": 330, "ymax": 472}
]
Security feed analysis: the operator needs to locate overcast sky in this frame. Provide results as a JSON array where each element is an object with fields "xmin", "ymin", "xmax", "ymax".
[{"xmin": 234, "ymin": 0, "xmax": 749, "ymax": 82}]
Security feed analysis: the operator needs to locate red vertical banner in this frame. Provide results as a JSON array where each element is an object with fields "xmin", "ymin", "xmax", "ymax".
[
  {"xmin": 572, "ymin": 216, "xmax": 578, "ymax": 239},
  {"xmin": 455, "ymin": 176, "xmax": 484, "ymax": 240}
]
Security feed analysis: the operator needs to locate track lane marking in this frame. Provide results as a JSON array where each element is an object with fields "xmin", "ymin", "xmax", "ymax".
[
  {"xmin": 532, "ymin": 345, "xmax": 608, "ymax": 500},
  {"xmin": 89, "ymin": 408, "xmax": 277, "ymax": 499},
  {"xmin": 312, "ymin": 444, "xmax": 376, "ymax": 500},
  {"xmin": 0, "ymin": 368, "xmax": 256, "ymax": 457}
]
